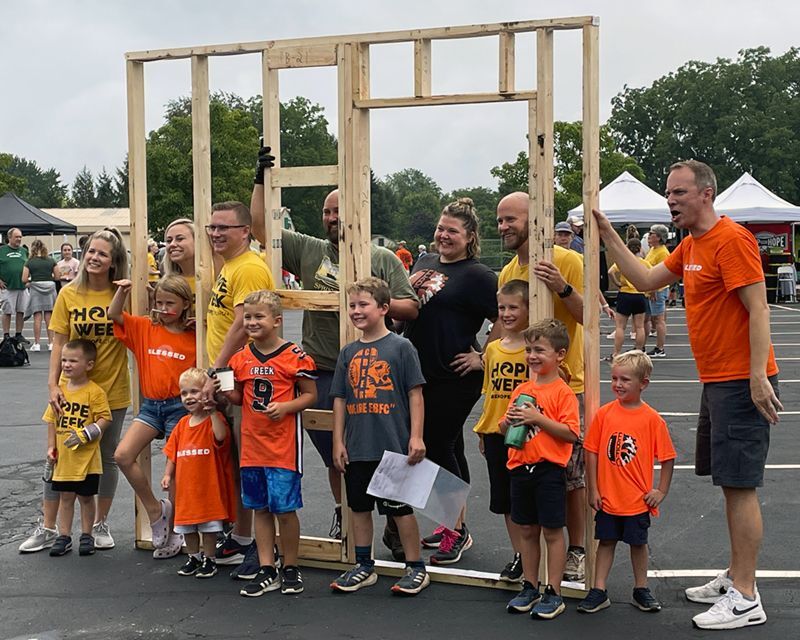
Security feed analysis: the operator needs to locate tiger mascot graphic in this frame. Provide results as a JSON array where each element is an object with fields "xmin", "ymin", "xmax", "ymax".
[
  {"xmin": 348, "ymin": 347, "xmax": 394, "ymax": 399},
  {"xmin": 606, "ymin": 432, "xmax": 638, "ymax": 466}
]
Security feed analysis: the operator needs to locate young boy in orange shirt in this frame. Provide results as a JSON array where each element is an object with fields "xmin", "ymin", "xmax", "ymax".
[
  {"xmin": 162, "ymin": 368, "xmax": 236, "ymax": 579},
  {"xmin": 501, "ymin": 319, "xmax": 580, "ymax": 619},
  {"xmin": 579, "ymin": 350, "xmax": 675, "ymax": 614}
]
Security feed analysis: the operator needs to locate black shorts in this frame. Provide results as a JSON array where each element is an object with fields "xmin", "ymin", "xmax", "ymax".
[
  {"xmin": 695, "ymin": 376, "xmax": 777, "ymax": 488},
  {"xmin": 509, "ymin": 461, "xmax": 566, "ymax": 528},
  {"xmin": 307, "ymin": 370, "xmax": 334, "ymax": 467},
  {"xmin": 345, "ymin": 460, "xmax": 413, "ymax": 516},
  {"xmin": 482, "ymin": 433, "xmax": 511, "ymax": 514},
  {"xmin": 51, "ymin": 474, "xmax": 100, "ymax": 497},
  {"xmin": 594, "ymin": 510, "xmax": 650, "ymax": 545},
  {"xmin": 615, "ymin": 292, "xmax": 647, "ymax": 317}
]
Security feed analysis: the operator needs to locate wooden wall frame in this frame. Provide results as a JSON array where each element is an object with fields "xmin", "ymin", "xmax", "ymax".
[{"xmin": 125, "ymin": 15, "xmax": 600, "ymax": 595}]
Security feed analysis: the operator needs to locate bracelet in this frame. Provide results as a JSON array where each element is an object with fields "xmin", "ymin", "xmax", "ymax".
[{"xmin": 602, "ymin": 304, "xmax": 610, "ymax": 310}]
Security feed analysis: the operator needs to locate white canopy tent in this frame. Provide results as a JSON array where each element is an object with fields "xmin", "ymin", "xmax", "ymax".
[
  {"xmin": 568, "ymin": 170, "xmax": 670, "ymax": 224},
  {"xmin": 714, "ymin": 172, "xmax": 800, "ymax": 222}
]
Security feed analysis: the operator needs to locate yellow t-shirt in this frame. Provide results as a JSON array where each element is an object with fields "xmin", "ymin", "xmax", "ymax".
[
  {"xmin": 498, "ymin": 245, "xmax": 585, "ymax": 394},
  {"xmin": 42, "ymin": 381, "xmax": 111, "ymax": 482},
  {"xmin": 610, "ymin": 257, "xmax": 651, "ymax": 294},
  {"xmin": 206, "ymin": 250, "xmax": 275, "ymax": 363},
  {"xmin": 645, "ymin": 244, "xmax": 670, "ymax": 292},
  {"xmin": 50, "ymin": 285, "xmax": 131, "ymax": 410},
  {"xmin": 473, "ymin": 339, "xmax": 528, "ymax": 434},
  {"xmin": 148, "ymin": 253, "xmax": 160, "ymax": 283}
]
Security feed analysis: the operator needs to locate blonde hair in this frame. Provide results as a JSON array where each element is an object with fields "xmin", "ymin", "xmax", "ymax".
[
  {"xmin": 523, "ymin": 318, "xmax": 570, "ymax": 353},
  {"xmin": 30, "ymin": 239, "xmax": 49, "ymax": 259},
  {"xmin": 179, "ymin": 367, "xmax": 209, "ymax": 389},
  {"xmin": 162, "ymin": 218, "xmax": 195, "ymax": 276},
  {"xmin": 243, "ymin": 289, "xmax": 282, "ymax": 317},
  {"xmin": 625, "ymin": 224, "xmax": 640, "ymax": 241},
  {"xmin": 152, "ymin": 275, "xmax": 193, "ymax": 325},
  {"xmin": 612, "ymin": 350, "xmax": 653, "ymax": 381},
  {"xmin": 345, "ymin": 277, "xmax": 391, "ymax": 306},
  {"xmin": 439, "ymin": 197, "xmax": 481, "ymax": 259},
  {"xmin": 70, "ymin": 227, "xmax": 128, "ymax": 291}
]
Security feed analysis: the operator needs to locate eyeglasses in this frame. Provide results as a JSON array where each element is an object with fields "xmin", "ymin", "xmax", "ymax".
[{"xmin": 205, "ymin": 224, "xmax": 247, "ymax": 233}]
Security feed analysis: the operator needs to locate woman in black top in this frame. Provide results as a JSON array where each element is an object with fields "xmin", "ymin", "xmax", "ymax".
[
  {"xmin": 404, "ymin": 198, "xmax": 498, "ymax": 564},
  {"xmin": 22, "ymin": 239, "xmax": 57, "ymax": 351}
]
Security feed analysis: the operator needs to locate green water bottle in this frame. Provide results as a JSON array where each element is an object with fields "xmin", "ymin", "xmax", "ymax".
[{"xmin": 504, "ymin": 393, "xmax": 535, "ymax": 450}]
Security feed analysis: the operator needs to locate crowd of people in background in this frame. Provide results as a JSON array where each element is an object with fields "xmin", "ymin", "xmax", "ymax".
[{"xmin": 3, "ymin": 158, "xmax": 781, "ymax": 630}]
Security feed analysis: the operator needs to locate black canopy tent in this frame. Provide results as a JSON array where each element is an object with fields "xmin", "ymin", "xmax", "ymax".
[{"xmin": 0, "ymin": 192, "xmax": 77, "ymax": 236}]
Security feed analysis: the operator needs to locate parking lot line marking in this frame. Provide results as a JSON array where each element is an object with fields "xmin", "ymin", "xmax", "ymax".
[
  {"xmin": 771, "ymin": 305, "xmax": 800, "ymax": 313},
  {"xmin": 602, "ymin": 343, "xmax": 800, "ymax": 347},
  {"xmin": 657, "ymin": 464, "xmax": 800, "ymax": 470},
  {"xmin": 662, "ymin": 411, "xmax": 800, "ymax": 416},
  {"xmin": 601, "ymin": 379, "xmax": 800, "ymax": 384},
  {"xmin": 649, "ymin": 570, "xmax": 800, "ymax": 579},
  {"xmin": 648, "ymin": 357, "xmax": 800, "ymax": 362}
]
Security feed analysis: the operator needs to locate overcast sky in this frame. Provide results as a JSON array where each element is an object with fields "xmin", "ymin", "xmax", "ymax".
[{"xmin": 1, "ymin": 1, "xmax": 798, "ymax": 193}]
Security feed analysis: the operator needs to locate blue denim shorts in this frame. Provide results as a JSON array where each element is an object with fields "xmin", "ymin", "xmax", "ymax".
[
  {"xmin": 646, "ymin": 288, "xmax": 669, "ymax": 316},
  {"xmin": 240, "ymin": 466, "xmax": 303, "ymax": 514},
  {"xmin": 136, "ymin": 396, "xmax": 187, "ymax": 439}
]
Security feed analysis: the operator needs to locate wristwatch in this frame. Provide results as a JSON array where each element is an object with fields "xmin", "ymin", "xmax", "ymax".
[{"xmin": 558, "ymin": 284, "xmax": 573, "ymax": 299}]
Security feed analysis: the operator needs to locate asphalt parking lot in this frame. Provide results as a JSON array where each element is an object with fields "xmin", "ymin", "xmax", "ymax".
[{"xmin": 1, "ymin": 306, "xmax": 798, "ymax": 639}]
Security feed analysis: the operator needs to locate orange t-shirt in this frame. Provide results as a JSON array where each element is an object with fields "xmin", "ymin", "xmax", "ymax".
[
  {"xmin": 163, "ymin": 412, "xmax": 236, "ymax": 526},
  {"xmin": 584, "ymin": 400, "xmax": 676, "ymax": 516},
  {"xmin": 505, "ymin": 377, "xmax": 580, "ymax": 470},
  {"xmin": 664, "ymin": 216, "xmax": 778, "ymax": 383},
  {"xmin": 228, "ymin": 342, "xmax": 317, "ymax": 472},
  {"xmin": 113, "ymin": 313, "xmax": 196, "ymax": 400},
  {"xmin": 395, "ymin": 247, "xmax": 413, "ymax": 271}
]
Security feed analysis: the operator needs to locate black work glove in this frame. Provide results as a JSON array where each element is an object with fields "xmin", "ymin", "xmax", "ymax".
[{"xmin": 254, "ymin": 146, "xmax": 276, "ymax": 185}]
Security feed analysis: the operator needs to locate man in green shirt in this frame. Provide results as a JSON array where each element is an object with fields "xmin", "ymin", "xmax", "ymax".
[
  {"xmin": 0, "ymin": 228, "xmax": 30, "ymax": 344},
  {"xmin": 251, "ymin": 153, "xmax": 418, "ymax": 548}
]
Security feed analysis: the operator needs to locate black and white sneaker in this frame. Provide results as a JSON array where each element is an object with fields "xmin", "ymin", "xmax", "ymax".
[
  {"xmin": 49, "ymin": 535, "xmax": 72, "ymax": 557},
  {"xmin": 391, "ymin": 566, "xmax": 430, "ymax": 596},
  {"xmin": 646, "ymin": 347, "xmax": 666, "ymax": 358},
  {"xmin": 177, "ymin": 555, "xmax": 203, "ymax": 576},
  {"xmin": 195, "ymin": 555, "xmax": 218, "ymax": 579},
  {"xmin": 280, "ymin": 565, "xmax": 304, "ymax": 594},
  {"xmin": 240, "ymin": 566, "xmax": 280, "ymax": 597},
  {"xmin": 499, "ymin": 552, "xmax": 523, "ymax": 582},
  {"xmin": 78, "ymin": 533, "xmax": 95, "ymax": 556}
]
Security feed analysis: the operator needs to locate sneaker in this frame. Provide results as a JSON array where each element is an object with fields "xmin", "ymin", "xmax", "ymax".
[
  {"xmin": 18, "ymin": 519, "xmax": 58, "ymax": 553},
  {"xmin": 49, "ymin": 535, "xmax": 72, "ymax": 557},
  {"xmin": 382, "ymin": 518, "xmax": 406, "ymax": 562},
  {"xmin": 499, "ymin": 552, "xmax": 523, "ymax": 583},
  {"xmin": 685, "ymin": 570, "xmax": 733, "ymax": 604},
  {"xmin": 646, "ymin": 347, "xmax": 666, "ymax": 358},
  {"xmin": 391, "ymin": 566, "xmax": 430, "ymax": 596},
  {"xmin": 48, "ymin": 343, "xmax": 53, "ymax": 351},
  {"xmin": 328, "ymin": 506, "xmax": 342, "ymax": 539},
  {"xmin": 507, "ymin": 581, "xmax": 541, "ymax": 613},
  {"xmin": 240, "ymin": 566, "xmax": 280, "ymax": 597},
  {"xmin": 195, "ymin": 555, "xmax": 218, "ymax": 579},
  {"xmin": 178, "ymin": 555, "xmax": 203, "ymax": 576},
  {"xmin": 215, "ymin": 536, "xmax": 248, "ymax": 565},
  {"xmin": 629, "ymin": 331, "xmax": 636, "ymax": 340},
  {"xmin": 230, "ymin": 541, "xmax": 259, "ymax": 579},
  {"xmin": 78, "ymin": 533, "xmax": 95, "ymax": 556},
  {"xmin": 648, "ymin": 330, "xmax": 657, "ymax": 337},
  {"xmin": 280, "ymin": 565, "xmax": 304, "ymax": 594},
  {"xmin": 330, "ymin": 563, "xmax": 378, "ymax": 592},
  {"xmin": 606, "ymin": 330, "xmax": 616, "ymax": 339},
  {"xmin": 92, "ymin": 519, "xmax": 114, "ymax": 549},
  {"xmin": 16, "ymin": 334, "xmax": 31, "ymax": 346},
  {"xmin": 153, "ymin": 533, "xmax": 184, "ymax": 559},
  {"xmin": 563, "ymin": 547, "xmax": 586, "ymax": 582},
  {"xmin": 531, "ymin": 585, "xmax": 566, "ymax": 619},
  {"xmin": 30, "ymin": 343, "xmax": 41, "ymax": 352},
  {"xmin": 421, "ymin": 525, "xmax": 446, "ymax": 549},
  {"xmin": 632, "ymin": 586, "xmax": 662, "ymax": 612},
  {"xmin": 692, "ymin": 587, "xmax": 767, "ymax": 630},
  {"xmin": 150, "ymin": 498, "xmax": 172, "ymax": 549},
  {"xmin": 430, "ymin": 525, "xmax": 472, "ymax": 565},
  {"xmin": 577, "ymin": 587, "xmax": 611, "ymax": 613}
]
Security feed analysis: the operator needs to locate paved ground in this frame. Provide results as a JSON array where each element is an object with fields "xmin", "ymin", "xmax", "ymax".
[{"xmin": 1, "ymin": 306, "xmax": 799, "ymax": 639}]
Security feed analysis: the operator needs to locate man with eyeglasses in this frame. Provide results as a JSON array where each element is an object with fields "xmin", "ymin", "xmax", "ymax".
[
  {"xmin": 250, "ymin": 147, "xmax": 419, "ymax": 558},
  {"xmin": 0, "ymin": 227, "xmax": 30, "ymax": 345},
  {"xmin": 204, "ymin": 201, "xmax": 275, "ymax": 576}
]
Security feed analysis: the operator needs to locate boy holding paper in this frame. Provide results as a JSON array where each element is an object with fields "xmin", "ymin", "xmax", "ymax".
[{"xmin": 331, "ymin": 277, "xmax": 428, "ymax": 596}]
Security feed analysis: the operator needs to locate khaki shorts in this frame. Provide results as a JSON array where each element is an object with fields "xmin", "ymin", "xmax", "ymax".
[
  {"xmin": 1, "ymin": 288, "xmax": 29, "ymax": 315},
  {"xmin": 566, "ymin": 392, "xmax": 585, "ymax": 491}
]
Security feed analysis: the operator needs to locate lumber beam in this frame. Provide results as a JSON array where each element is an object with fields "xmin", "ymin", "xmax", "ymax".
[
  {"xmin": 270, "ymin": 165, "xmax": 339, "ymax": 188},
  {"xmin": 499, "ymin": 31, "xmax": 515, "ymax": 93},
  {"xmin": 414, "ymin": 39, "xmax": 432, "ymax": 97},
  {"xmin": 354, "ymin": 90, "xmax": 536, "ymax": 109}
]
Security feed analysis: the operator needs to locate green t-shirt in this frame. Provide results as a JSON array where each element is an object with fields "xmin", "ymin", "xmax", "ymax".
[
  {"xmin": 26, "ymin": 256, "xmax": 56, "ymax": 282},
  {"xmin": 0, "ymin": 245, "xmax": 29, "ymax": 290},
  {"xmin": 282, "ymin": 230, "xmax": 418, "ymax": 371}
]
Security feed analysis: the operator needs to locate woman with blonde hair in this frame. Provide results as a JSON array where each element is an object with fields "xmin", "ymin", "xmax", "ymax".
[{"xmin": 22, "ymin": 239, "xmax": 58, "ymax": 351}]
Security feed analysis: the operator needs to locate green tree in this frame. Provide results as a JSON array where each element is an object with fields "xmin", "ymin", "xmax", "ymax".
[
  {"xmin": 370, "ymin": 170, "xmax": 396, "ymax": 237},
  {"xmin": 113, "ymin": 158, "xmax": 129, "ymax": 207},
  {"xmin": 490, "ymin": 122, "xmax": 644, "ymax": 219},
  {"xmin": 69, "ymin": 166, "xmax": 96, "ymax": 207},
  {"xmin": 608, "ymin": 47, "xmax": 800, "ymax": 199},
  {"xmin": 383, "ymin": 168, "xmax": 443, "ymax": 247},
  {"xmin": 0, "ymin": 153, "xmax": 26, "ymax": 195},
  {"xmin": 0, "ymin": 154, "xmax": 67, "ymax": 206},
  {"xmin": 95, "ymin": 168, "xmax": 115, "ymax": 207},
  {"xmin": 444, "ymin": 186, "xmax": 500, "ymax": 239}
]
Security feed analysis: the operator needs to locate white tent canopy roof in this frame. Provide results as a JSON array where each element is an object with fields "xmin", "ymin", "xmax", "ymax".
[
  {"xmin": 714, "ymin": 172, "xmax": 800, "ymax": 222},
  {"xmin": 568, "ymin": 170, "xmax": 671, "ymax": 224}
]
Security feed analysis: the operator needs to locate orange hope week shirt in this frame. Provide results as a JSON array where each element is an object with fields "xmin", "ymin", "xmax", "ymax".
[
  {"xmin": 584, "ymin": 400, "xmax": 676, "ymax": 516},
  {"xmin": 505, "ymin": 377, "xmax": 580, "ymax": 470},
  {"xmin": 664, "ymin": 216, "xmax": 778, "ymax": 382},
  {"xmin": 113, "ymin": 313, "xmax": 196, "ymax": 400}
]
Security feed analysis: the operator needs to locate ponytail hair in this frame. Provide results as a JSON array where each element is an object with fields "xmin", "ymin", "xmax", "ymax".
[{"xmin": 440, "ymin": 197, "xmax": 481, "ymax": 259}]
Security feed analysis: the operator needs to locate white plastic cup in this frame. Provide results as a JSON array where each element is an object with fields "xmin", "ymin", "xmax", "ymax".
[{"xmin": 216, "ymin": 367, "xmax": 234, "ymax": 392}]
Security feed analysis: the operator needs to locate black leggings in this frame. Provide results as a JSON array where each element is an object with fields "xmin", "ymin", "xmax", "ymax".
[{"xmin": 422, "ymin": 379, "xmax": 481, "ymax": 484}]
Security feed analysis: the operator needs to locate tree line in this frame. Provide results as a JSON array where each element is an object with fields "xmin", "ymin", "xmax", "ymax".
[{"xmin": 2, "ymin": 46, "xmax": 798, "ymax": 248}]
